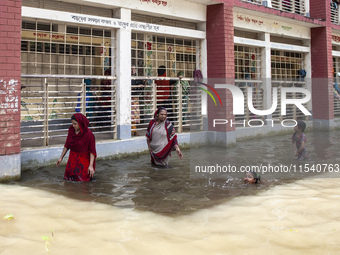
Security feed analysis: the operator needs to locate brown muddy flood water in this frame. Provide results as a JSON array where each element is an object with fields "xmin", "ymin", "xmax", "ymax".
[{"xmin": 1, "ymin": 130, "xmax": 340, "ymax": 254}]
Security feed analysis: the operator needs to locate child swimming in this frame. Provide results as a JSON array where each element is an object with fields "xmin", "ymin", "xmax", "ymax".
[
  {"xmin": 292, "ymin": 120, "xmax": 308, "ymax": 160},
  {"xmin": 244, "ymin": 171, "xmax": 261, "ymax": 184}
]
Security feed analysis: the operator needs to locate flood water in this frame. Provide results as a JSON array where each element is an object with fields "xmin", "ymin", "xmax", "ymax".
[{"xmin": 1, "ymin": 130, "xmax": 340, "ymax": 254}]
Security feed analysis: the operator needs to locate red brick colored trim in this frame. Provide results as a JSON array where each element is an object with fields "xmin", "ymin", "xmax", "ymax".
[
  {"xmin": 0, "ymin": 0, "xmax": 21, "ymax": 156},
  {"xmin": 207, "ymin": 3, "xmax": 236, "ymax": 132}
]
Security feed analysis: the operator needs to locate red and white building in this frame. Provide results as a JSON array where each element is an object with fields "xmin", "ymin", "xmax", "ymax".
[{"xmin": 0, "ymin": 0, "xmax": 338, "ymax": 180}]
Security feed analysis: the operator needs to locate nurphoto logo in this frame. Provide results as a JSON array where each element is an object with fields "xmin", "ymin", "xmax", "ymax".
[
  {"xmin": 197, "ymin": 82, "xmax": 223, "ymax": 106},
  {"xmin": 208, "ymin": 84, "xmax": 312, "ymax": 128}
]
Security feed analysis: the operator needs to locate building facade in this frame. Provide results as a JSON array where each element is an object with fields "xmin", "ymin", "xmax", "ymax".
[{"xmin": 0, "ymin": 0, "xmax": 338, "ymax": 180}]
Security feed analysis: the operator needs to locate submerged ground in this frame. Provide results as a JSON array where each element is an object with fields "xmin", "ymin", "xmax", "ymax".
[{"xmin": 1, "ymin": 130, "xmax": 340, "ymax": 254}]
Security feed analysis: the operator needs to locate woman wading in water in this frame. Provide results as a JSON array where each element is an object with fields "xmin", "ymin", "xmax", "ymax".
[{"xmin": 146, "ymin": 107, "xmax": 183, "ymax": 166}]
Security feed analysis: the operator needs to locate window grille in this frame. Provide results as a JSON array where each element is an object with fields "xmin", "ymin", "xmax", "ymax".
[
  {"xmin": 271, "ymin": 0, "xmax": 306, "ymax": 15},
  {"xmin": 271, "ymin": 50, "xmax": 307, "ymax": 120},
  {"xmin": 239, "ymin": 0, "xmax": 262, "ymax": 5},
  {"xmin": 131, "ymin": 33, "xmax": 202, "ymax": 134},
  {"xmin": 20, "ymin": 76, "xmax": 117, "ymax": 148},
  {"xmin": 131, "ymin": 33, "xmax": 199, "ymax": 78},
  {"xmin": 271, "ymin": 50, "xmax": 304, "ymax": 81},
  {"xmin": 331, "ymin": 1, "xmax": 340, "ymax": 24},
  {"xmin": 21, "ymin": 20, "xmax": 116, "ymax": 147},
  {"xmin": 234, "ymin": 45, "xmax": 263, "ymax": 124},
  {"xmin": 333, "ymin": 57, "xmax": 340, "ymax": 117},
  {"xmin": 21, "ymin": 20, "xmax": 113, "ymax": 76}
]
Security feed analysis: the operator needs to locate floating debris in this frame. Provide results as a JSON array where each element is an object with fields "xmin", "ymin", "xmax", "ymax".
[
  {"xmin": 41, "ymin": 236, "xmax": 50, "ymax": 252},
  {"xmin": 3, "ymin": 214, "xmax": 14, "ymax": 220},
  {"xmin": 41, "ymin": 236, "xmax": 49, "ymax": 241},
  {"xmin": 41, "ymin": 231, "xmax": 54, "ymax": 252}
]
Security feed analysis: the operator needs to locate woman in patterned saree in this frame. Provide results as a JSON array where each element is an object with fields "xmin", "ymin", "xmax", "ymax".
[
  {"xmin": 146, "ymin": 107, "xmax": 183, "ymax": 166},
  {"xmin": 56, "ymin": 113, "xmax": 97, "ymax": 181}
]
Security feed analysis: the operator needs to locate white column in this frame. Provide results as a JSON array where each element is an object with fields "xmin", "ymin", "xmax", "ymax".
[
  {"xmin": 303, "ymin": 39, "xmax": 312, "ymax": 114},
  {"xmin": 259, "ymin": 32, "xmax": 272, "ymax": 123},
  {"xmin": 116, "ymin": 8, "xmax": 132, "ymax": 139},
  {"xmin": 266, "ymin": 0, "xmax": 272, "ymax": 8},
  {"xmin": 304, "ymin": 0, "xmax": 309, "ymax": 16},
  {"xmin": 198, "ymin": 22, "xmax": 208, "ymax": 130}
]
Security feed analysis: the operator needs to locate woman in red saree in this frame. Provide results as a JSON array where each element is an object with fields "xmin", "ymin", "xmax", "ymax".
[
  {"xmin": 146, "ymin": 107, "xmax": 183, "ymax": 166},
  {"xmin": 56, "ymin": 113, "xmax": 97, "ymax": 181}
]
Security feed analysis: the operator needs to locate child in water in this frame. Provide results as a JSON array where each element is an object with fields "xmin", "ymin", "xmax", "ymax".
[
  {"xmin": 244, "ymin": 171, "xmax": 261, "ymax": 184},
  {"xmin": 292, "ymin": 120, "xmax": 308, "ymax": 160}
]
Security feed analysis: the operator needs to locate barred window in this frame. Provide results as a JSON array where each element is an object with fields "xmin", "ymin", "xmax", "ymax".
[
  {"xmin": 234, "ymin": 45, "xmax": 263, "ymax": 124},
  {"xmin": 234, "ymin": 45, "xmax": 261, "ymax": 80},
  {"xmin": 239, "ymin": 0, "xmax": 262, "ymax": 5},
  {"xmin": 271, "ymin": 50, "xmax": 304, "ymax": 81},
  {"xmin": 271, "ymin": 0, "xmax": 306, "ymax": 15},
  {"xmin": 21, "ymin": 20, "xmax": 114, "ymax": 76},
  {"xmin": 131, "ymin": 32, "xmax": 200, "ymax": 78},
  {"xmin": 333, "ymin": 57, "xmax": 340, "ymax": 117},
  {"xmin": 21, "ymin": 20, "xmax": 116, "ymax": 147}
]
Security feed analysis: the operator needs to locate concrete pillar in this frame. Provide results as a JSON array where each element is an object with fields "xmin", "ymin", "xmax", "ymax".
[
  {"xmin": 0, "ymin": 0, "xmax": 22, "ymax": 181},
  {"xmin": 259, "ymin": 32, "xmax": 272, "ymax": 122},
  {"xmin": 206, "ymin": 3, "xmax": 236, "ymax": 146},
  {"xmin": 303, "ymin": 39, "xmax": 312, "ymax": 114},
  {"xmin": 265, "ymin": 0, "xmax": 272, "ymax": 8},
  {"xmin": 116, "ymin": 8, "xmax": 132, "ymax": 139},
  {"xmin": 197, "ymin": 22, "xmax": 208, "ymax": 129},
  {"xmin": 310, "ymin": 0, "xmax": 334, "ymax": 129}
]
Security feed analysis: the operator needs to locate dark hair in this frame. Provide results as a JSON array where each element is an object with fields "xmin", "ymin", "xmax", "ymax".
[
  {"xmin": 297, "ymin": 120, "xmax": 306, "ymax": 132},
  {"xmin": 156, "ymin": 107, "xmax": 167, "ymax": 116},
  {"xmin": 71, "ymin": 115, "xmax": 77, "ymax": 121},
  {"xmin": 157, "ymin": 65, "xmax": 166, "ymax": 76},
  {"xmin": 157, "ymin": 107, "xmax": 167, "ymax": 113},
  {"xmin": 104, "ymin": 68, "xmax": 111, "ymax": 76},
  {"xmin": 155, "ymin": 107, "xmax": 167, "ymax": 120},
  {"xmin": 246, "ymin": 171, "xmax": 261, "ymax": 184}
]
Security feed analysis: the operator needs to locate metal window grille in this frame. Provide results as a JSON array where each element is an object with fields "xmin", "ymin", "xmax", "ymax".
[
  {"xmin": 233, "ymin": 85, "xmax": 264, "ymax": 125},
  {"xmin": 131, "ymin": 33, "xmax": 202, "ymax": 134},
  {"xmin": 131, "ymin": 78, "xmax": 203, "ymax": 135},
  {"xmin": 239, "ymin": 0, "xmax": 263, "ymax": 5},
  {"xmin": 21, "ymin": 20, "xmax": 116, "ymax": 147},
  {"xmin": 331, "ymin": 3, "xmax": 340, "ymax": 24},
  {"xmin": 271, "ymin": 50, "xmax": 307, "ymax": 120},
  {"xmin": 271, "ymin": 0, "xmax": 306, "ymax": 15},
  {"xmin": 131, "ymin": 33, "xmax": 199, "ymax": 78},
  {"xmin": 21, "ymin": 20, "xmax": 113, "ymax": 76},
  {"xmin": 235, "ymin": 45, "xmax": 262, "ymax": 80},
  {"xmin": 271, "ymin": 50, "xmax": 304, "ymax": 81},
  {"xmin": 271, "ymin": 83, "xmax": 308, "ymax": 121},
  {"xmin": 234, "ymin": 45, "xmax": 264, "ymax": 124},
  {"xmin": 333, "ymin": 57, "xmax": 340, "ymax": 117},
  {"xmin": 20, "ymin": 76, "xmax": 117, "ymax": 148}
]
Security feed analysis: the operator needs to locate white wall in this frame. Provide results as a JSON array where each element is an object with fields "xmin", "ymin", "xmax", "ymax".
[
  {"xmin": 22, "ymin": 7, "xmax": 205, "ymax": 39},
  {"xmin": 233, "ymin": 11, "xmax": 310, "ymax": 39},
  {"xmin": 56, "ymin": 0, "xmax": 207, "ymax": 22}
]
